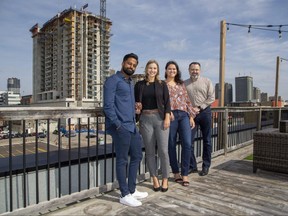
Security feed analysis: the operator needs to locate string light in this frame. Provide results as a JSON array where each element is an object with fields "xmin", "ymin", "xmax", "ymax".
[
  {"xmin": 226, "ymin": 23, "xmax": 230, "ymax": 31},
  {"xmin": 226, "ymin": 23, "xmax": 288, "ymax": 39},
  {"xmin": 278, "ymin": 25, "xmax": 282, "ymax": 39}
]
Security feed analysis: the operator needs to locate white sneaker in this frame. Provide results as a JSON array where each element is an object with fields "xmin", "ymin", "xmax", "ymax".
[
  {"xmin": 120, "ymin": 194, "xmax": 142, "ymax": 207},
  {"xmin": 131, "ymin": 189, "xmax": 148, "ymax": 199}
]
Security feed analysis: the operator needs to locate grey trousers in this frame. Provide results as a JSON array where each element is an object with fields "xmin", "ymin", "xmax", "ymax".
[{"xmin": 139, "ymin": 112, "xmax": 170, "ymax": 178}]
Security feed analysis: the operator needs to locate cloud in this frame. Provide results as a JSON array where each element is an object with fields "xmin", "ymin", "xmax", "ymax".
[{"xmin": 162, "ymin": 39, "xmax": 189, "ymax": 52}]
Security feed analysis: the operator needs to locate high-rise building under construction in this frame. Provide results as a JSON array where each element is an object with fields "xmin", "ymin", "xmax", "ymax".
[{"xmin": 30, "ymin": 7, "xmax": 112, "ymax": 107}]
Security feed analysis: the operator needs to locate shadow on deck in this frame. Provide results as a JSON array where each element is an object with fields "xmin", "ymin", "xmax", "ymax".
[{"xmin": 10, "ymin": 145, "xmax": 288, "ymax": 216}]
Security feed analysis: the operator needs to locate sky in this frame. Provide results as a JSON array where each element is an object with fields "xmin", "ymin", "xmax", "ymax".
[{"xmin": 1, "ymin": 0, "xmax": 288, "ymax": 100}]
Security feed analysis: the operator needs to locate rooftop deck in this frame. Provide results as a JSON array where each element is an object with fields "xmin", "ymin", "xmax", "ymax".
[{"xmin": 10, "ymin": 144, "xmax": 288, "ymax": 216}]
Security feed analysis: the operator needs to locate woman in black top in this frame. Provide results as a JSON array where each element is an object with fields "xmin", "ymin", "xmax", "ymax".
[{"xmin": 135, "ymin": 59, "xmax": 171, "ymax": 192}]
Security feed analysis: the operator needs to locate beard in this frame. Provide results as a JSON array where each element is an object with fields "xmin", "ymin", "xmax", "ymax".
[
  {"xmin": 190, "ymin": 73, "xmax": 199, "ymax": 81},
  {"xmin": 123, "ymin": 68, "xmax": 135, "ymax": 76}
]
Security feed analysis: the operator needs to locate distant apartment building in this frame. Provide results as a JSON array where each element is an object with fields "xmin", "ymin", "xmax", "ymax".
[
  {"xmin": 0, "ymin": 91, "xmax": 21, "ymax": 106},
  {"xmin": 131, "ymin": 74, "xmax": 145, "ymax": 84},
  {"xmin": 269, "ymin": 95, "xmax": 282, "ymax": 101},
  {"xmin": 235, "ymin": 76, "xmax": 253, "ymax": 102},
  {"xmin": 215, "ymin": 83, "xmax": 233, "ymax": 106},
  {"xmin": 261, "ymin": 92, "xmax": 268, "ymax": 102},
  {"xmin": 21, "ymin": 95, "xmax": 33, "ymax": 105},
  {"xmin": 7, "ymin": 78, "xmax": 20, "ymax": 94},
  {"xmin": 253, "ymin": 87, "xmax": 261, "ymax": 102},
  {"xmin": 30, "ymin": 7, "xmax": 112, "ymax": 107}
]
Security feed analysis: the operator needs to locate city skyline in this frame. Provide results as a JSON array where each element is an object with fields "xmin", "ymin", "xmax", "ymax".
[{"xmin": 1, "ymin": 0, "xmax": 288, "ymax": 99}]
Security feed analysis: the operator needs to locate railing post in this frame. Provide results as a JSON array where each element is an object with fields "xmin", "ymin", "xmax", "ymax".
[
  {"xmin": 217, "ymin": 111, "xmax": 223, "ymax": 151},
  {"xmin": 223, "ymin": 108, "xmax": 228, "ymax": 156},
  {"xmin": 273, "ymin": 108, "xmax": 281, "ymax": 128},
  {"xmin": 257, "ymin": 107, "xmax": 262, "ymax": 131},
  {"xmin": 279, "ymin": 108, "xmax": 282, "ymax": 123}
]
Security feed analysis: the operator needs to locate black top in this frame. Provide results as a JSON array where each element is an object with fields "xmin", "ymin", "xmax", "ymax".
[
  {"xmin": 134, "ymin": 80, "xmax": 171, "ymax": 120},
  {"xmin": 142, "ymin": 82, "xmax": 158, "ymax": 110}
]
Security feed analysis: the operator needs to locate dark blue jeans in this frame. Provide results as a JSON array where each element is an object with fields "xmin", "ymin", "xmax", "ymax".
[
  {"xmin": 168, "ymin": 110, "xmax": 192, "ymax": 176},
  {"xmin": 190, "ymin": 106, "xmax": 212, "ymax": 170},
  {"xmin": 109, "ymin": 126, "xmax": 143, "ymax": 197}
]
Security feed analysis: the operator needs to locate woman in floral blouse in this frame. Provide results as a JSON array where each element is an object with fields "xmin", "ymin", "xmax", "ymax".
[{"xmin": 165, "ymin": 60, "xmax": 196, "ymax": 186}]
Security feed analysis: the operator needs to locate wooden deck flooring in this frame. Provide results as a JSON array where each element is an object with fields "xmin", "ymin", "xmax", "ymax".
[
  {"xmin": 115, "ymin": 159, "xmax": 288, "ymax": 215},
  {"xmin": 11, "ymin": 145, "xmax": 288, "ymax": 216}
]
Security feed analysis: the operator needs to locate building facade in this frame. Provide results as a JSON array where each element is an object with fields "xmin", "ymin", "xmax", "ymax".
[
  {"xmin": 0, "ymin": 91, "xmax": 21, "ymax": 106},
  {"xmin": 7, "ymin": 78, "xmax": 20, "ymax": 94},
  {"xmin": 30, "ymin": 7, "xmax": 112, "ymax": 107},
  {"xmin": 235, "ymin": 76, "xmax": 253, "ymax": 102},
  {"xmin": 215, "ymin": 82, "xmax": 233, "ymax": 106},
  {"xmin": 253, "ymin": 87, "xmax": 261, "ymax": 102},
  {"xmin": 261, "ymin": 92, "xmax": 268, "ymax": 102}
]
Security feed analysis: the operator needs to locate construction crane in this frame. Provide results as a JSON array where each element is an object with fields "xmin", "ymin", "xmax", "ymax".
[{"xmin": 100, "ymin": 0, "xmax": 107, "ymax": 89}]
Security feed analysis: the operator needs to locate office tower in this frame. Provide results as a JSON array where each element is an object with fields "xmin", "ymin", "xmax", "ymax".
[
  {"xmin": 30, "ymin": 7, "xmax": 112, "ymax": 107},
  {"xmin": 253, "ymin": 87, "xmax": 261, "ymax": 101},
  {"xmin": 215, "ymin": 82, "xmax": 233, "ymax": 106},
  {"xmin": 0, "ymin": 91, "xmax": 21, "ymax": 106},
  {"xmin": 261, "ymin": 92, "xmax": 268, "ymax": 102},
  {"xmin": 235, "ymin": 76, "xmax": 253, "ymax": 102},
  {"xmin": 7, "ymin": 78, "xmax": 20, "ymax": 94}
]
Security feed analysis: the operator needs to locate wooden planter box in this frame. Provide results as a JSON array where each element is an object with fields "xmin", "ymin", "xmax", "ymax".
[{"xmin": 253, "ymin": 128, "xmax": 288, "ymax": 174}]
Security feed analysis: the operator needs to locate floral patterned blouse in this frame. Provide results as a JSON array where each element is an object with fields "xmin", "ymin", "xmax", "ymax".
[{"xmin": 166, "ymin": 82, "xmax": 196, "ymax": 118}]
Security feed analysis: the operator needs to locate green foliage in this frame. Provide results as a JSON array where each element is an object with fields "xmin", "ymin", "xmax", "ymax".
[{"xmin": 244, "ymin": 154, "xmax": 253, "ymax": 160}]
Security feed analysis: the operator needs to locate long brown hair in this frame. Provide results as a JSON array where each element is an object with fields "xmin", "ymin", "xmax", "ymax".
[
  {"xmin": 144, "ymin": 59, "xmax": 162, "ymax": 85},
  {"xmin": 164, "ymin": 60, "xmax": 183, "ymax": 84}
]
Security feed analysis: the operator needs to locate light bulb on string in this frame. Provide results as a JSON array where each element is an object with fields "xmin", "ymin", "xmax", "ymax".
[
  {"xmin": 279, "ymin": 30, "xmax": 282, "ymax": 39},
  {"xmin": 279, "ymin": 25, "xmax": 282, "ymax": 39},
  {"xmin": 226, "ymin": 23, "xmax": 230, "ymax": 31}
]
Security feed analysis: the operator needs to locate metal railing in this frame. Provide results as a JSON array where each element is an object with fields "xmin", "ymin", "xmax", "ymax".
[{"xmin": 0, "ymin": 106, "xmax": 287, "ymax": 214}]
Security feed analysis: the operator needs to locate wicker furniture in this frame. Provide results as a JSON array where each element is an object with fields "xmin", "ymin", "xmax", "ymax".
[{"xmin": 253, "ymin": 128, "xmax": 288, "ymax": 174}]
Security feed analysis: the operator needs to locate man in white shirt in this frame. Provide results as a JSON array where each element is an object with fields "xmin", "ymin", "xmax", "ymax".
[{"xmin": 185, "ymin": 62, "xmax": 215, "ymax": 176}]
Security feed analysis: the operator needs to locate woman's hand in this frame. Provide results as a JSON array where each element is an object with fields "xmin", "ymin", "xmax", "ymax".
[
  {"xmin": 163, "ymin": 113, "xmax": 170, "ymax": 130},
  {"xmin": 135, "ymin": 102, "xmax": 142, "ymax": 114},
  {"xmin": 170, "ymin": 112, "xmax": 175, "ymax": 121},
  {"xmin": 163, "ymin": 118, "xmax": 170, "ymax": 130},
  {"xmin": 190, "ymin": 117, "xmax": 195, "ymax": 129}
]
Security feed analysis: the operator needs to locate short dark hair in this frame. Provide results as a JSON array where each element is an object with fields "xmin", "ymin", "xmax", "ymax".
[
  {"xmin": 189, "ymin": 62, "xmax": 201, "ymax": 68},
  {"xmin": 123, "ymin": 53, "xmax": 139, "ymax": 64}
]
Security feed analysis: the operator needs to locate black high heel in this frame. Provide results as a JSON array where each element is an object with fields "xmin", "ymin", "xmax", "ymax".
[
  {"xmin": 153, "ymin": 178, "xmax": 161, "ymax": 192},
  {"xmin": 161, "ymin": 179, "xmax": 168, "ymax": 192},
  {"xmin": 153, "ymin": 186, "xmax": 161, "ymax": 192},
  {"xmin": 161, "ymin": 187, "xmax": 168, "ymax": 192}
]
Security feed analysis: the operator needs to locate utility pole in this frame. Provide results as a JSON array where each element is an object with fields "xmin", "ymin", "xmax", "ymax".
[
  {"xmin": 218, "ymin": 20, "xmax": 227, "ymax": 153},
  {"xmin": 273, "ymin": 56, "xmax": 280, "ymax": 128},
  {"xmin": 219, "ymin": 20, "xmax": 226, "ymax": 107},
  {"xmin": 274, "ymin": 56, "xmax": 280, "ymax": 107}
]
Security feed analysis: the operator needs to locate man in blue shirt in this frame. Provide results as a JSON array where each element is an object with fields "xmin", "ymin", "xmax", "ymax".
[{"xmin": 104, "ymin": 53, "xmax": 148, "ymax": 207}]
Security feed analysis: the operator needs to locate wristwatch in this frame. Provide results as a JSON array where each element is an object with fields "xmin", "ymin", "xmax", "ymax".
[{"xmin": 198, "ymin": 106, "xmax": 203, "ymax": 112}]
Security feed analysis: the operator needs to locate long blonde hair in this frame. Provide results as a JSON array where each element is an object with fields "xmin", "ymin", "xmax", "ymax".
[{"xmin": 144, "ymin": 59, "xmax": 162, "ymax": 85}]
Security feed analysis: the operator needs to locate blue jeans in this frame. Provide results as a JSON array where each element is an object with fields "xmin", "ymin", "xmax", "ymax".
[
  {"xmin": 190, "ymin": 106, "xmax": 212, "ymax": 170},
  {"xmin": 109, "ymin": 126, "xmax": 143, "ymax": 197},
  {"xmin": 168, "ymin": 110, "xmax": 192, "ymax": 176}
]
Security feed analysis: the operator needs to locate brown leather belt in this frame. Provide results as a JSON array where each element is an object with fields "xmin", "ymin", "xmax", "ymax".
[{"xmin": 142, "ymin": 109, "xmax": 158, "ymax": 114}]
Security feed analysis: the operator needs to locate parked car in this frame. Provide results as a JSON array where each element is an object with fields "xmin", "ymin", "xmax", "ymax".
[
  {"xmin": 0, "ymin": 131, "xmax": 18, "ymax": 139},
  {"xmin": 37, "ymin": 132, "xmax": 47, "ymax": 138},
  {"xmin": 64, "ymin": 131, "xmax": 77, "ymax": 137},
  {"xmin": 86, "ymin": 133, "xmax": 97, "ymax": 138}
]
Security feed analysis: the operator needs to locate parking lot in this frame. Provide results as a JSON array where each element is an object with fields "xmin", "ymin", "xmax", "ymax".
[{"xmin": 0, "ymin": 131, "xmax": 111, "ymax": 158}]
